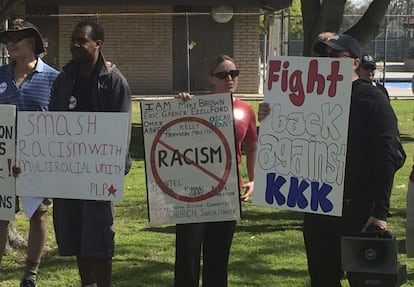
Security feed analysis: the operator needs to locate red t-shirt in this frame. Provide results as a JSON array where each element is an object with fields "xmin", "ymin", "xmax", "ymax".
[{"xmin": 233, "ymin": 98, "xmax": 258, "ymax": 165}]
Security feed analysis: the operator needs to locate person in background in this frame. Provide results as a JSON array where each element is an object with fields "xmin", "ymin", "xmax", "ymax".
[
  {"xmin": 0, "ymin": 18, "xmax": 59, "ymax": 287},
  {"xmin": 357, "ymin": 54, "xmax": 390, "ymax": 99},
  {"xmin": 48, "ymin": 19, "xmax": 131, "ymax": 287},
  {"xmin": 174, "ymin": 54, "xmax": 257, "ymax": 287},
  {"xmin": 258, "ymin": 34, "xmax": 405, "ymax": 287}
]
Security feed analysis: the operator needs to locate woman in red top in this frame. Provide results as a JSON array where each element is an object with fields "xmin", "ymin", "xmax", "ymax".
[{"xmin": 174, "ymin": 55, "xmax": 257, "ymax": 287}]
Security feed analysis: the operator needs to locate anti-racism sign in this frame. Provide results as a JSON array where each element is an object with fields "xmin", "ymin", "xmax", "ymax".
[
  {"xmin": 253, "ymin": 56, "xmax": 353, "ymax": 216},
  {"xmin": 16, "ymin": 112, "xmax": 129, "ymax": 201},
  {"xmin": 0, "ymin": 105, "xmax": 16, "ymax": 221},
  {"xmin": 142, "ymin": 93, "xmax": 240, "ymax": 225}
]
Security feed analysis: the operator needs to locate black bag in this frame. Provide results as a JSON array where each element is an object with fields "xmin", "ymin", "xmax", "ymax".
[{"xmin": 341, "ymin": 229, "xmax": 407, "ymax": 287}]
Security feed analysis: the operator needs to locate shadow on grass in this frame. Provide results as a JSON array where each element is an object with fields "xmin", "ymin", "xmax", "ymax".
[
  {"xmin": 112, "ymin": 258, "xmax": 174, "ymax": 287},
  {"xmin": 237, "ymin": 208, "xmax": 304, "ymax": 233},
  {"xmin": 400, "ymin": 133, "xmax": 414, "ymax": 143},
  {"xmin": 142, "ymin": 225, "xmax": 176, "ymax": 234}
]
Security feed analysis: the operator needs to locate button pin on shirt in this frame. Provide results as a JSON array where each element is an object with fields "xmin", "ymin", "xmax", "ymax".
[
  {"xmin": 68, "ymin": 95, "xmax": 77, "ymax": 110},
  {"xmin": 0, "ymin": 82, "xmax": 7, "ymax": 94}
]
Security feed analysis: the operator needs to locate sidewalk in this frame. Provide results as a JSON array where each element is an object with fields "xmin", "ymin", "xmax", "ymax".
[{"xmin": 377, "ymin": 62, "xmax": 413, "ymax": 99}]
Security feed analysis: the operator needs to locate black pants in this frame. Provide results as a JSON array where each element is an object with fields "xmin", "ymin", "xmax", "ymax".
[
  {"xmin": 303, "ymin": 201, "xmax": 371, "ymax": 287},
  {"xmin": 174, "ymin": 221, "xmax": 236, "ymax": 287}
]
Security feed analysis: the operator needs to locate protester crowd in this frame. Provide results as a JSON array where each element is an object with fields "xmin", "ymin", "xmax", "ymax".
[{"xmin": 0, "ymin": 17, "xmax": 409, "ymax": 287}]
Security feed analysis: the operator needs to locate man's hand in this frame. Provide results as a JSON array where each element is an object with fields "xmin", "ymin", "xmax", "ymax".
[
  {"xmin": 363, "ymin": 216, "xmax": 387, "ymax": 231},
  {"xmin": 12, "ymin": 165, "xmax": 21, "ymax": 177},
  {"xmin": 258, "ymin": 102, "xmax": 271, "ymax": 122}
]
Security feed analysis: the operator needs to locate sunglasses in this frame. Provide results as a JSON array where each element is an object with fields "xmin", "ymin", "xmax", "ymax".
[
  {"xmin": 362, "ymin": 65, "xmax": 376, "ymax": 71},
  {"xmin": 319, "ymin": 50, "xmax": 353, "ymax": 58},
  {"xmin": 213, "ymin": 70, "xmax": 240, "ymax": 79},
  {"xmin": 5, "ymin": 32, "xmax": 30, "ymax": 43}
]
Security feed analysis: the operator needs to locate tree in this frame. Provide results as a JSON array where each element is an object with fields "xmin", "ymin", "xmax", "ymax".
[
  {"xmin": 0, "ymin": 0, "xmax": 19, "ymax": 23},
  {"xmin": 301, "ymin": 0, "xmax": 391, "ymax": 56}
]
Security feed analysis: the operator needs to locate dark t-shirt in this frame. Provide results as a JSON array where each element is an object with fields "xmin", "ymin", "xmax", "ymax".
[{"xmin": 72, "ymin": 71, "xmax": 95, "ymax": 111}]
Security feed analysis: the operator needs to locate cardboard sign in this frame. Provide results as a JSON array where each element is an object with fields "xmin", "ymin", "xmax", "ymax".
[
  {"xmin": 0, "ymin": 104, "xmax": 16, "ymax": 221},
  {"xmin": 253, "ymin": 56, "xmax": 353, "ymax": 216},
  {"xmin": 142, "ymin": 93, "xmax": 240, "ymax": 225},
  {"xmin": 16, "ymin": 112, "xmax": 129, "ymax": 201}
]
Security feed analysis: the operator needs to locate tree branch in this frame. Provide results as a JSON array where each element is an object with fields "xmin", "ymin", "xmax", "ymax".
[{"xmin": 345, "ymin": 0, "xmax": 391, "ymax": 45}]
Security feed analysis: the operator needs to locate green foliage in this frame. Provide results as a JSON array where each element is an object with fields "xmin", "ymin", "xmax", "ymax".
[
  {"xmin": 2, "ymin": 100, "xmax": 414, "ymax": 286},
  {"xmin": 285, "ymin": 0, "xmax": 303, "ymax": 40}
]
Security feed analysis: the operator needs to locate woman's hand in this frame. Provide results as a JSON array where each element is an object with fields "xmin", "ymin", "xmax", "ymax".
[
  {"xmin": 176, "ymin": 92, "xmax": 193, "ymax": 101},
  {"xmin": 240, "ymin": 181, "xmax": 254, "ymax": 202}
]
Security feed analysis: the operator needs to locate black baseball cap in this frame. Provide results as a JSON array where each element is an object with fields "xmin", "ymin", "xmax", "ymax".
[
  {"xmin": 361, "ymin": 54, "xmax": 376, "ymax": 69},
  {"xmin": 0, "ymin": 18, "xmax": 45, "ymax": 55},
  {"xmin": 313, "ymin": 34, "xmax": 361, "ymax": 59}
]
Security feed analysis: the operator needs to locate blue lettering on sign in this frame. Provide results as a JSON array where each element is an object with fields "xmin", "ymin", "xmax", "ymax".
[
  {"xmin": 287, "ymin": 177, "xmax": 309, "ymax": 209},
  {"xmin": 265, "ymin": 173, "xmax": 286, "ymax": 205},
  {"xmin": 264, "ymin": 172, "xmax": 333, "ymax": 213},
  {"xmin": 310, "ymin": 181, "xmax": 333, "ymax": 212}
]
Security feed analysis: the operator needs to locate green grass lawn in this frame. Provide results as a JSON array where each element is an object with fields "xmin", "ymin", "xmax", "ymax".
[{"xmin": 2, "ymin": 99, "xmax": 414, "ymax": 287}]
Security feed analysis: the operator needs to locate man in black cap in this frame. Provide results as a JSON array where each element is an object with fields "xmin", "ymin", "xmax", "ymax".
[
  {"xmin": 358, "ymin": 54, "xmax": 390, "ymax": 99},
  {"xmin": 258, "ymin": 33, "xmax": 405, "ymax": 286},
  {"xmin": 0, "ymin": 18, "xmax": 59, "ymax": 287}
]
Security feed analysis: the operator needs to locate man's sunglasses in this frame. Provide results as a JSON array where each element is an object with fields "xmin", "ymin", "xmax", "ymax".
[
  {"xmin": 4, "ymin": 32, "xmax": 30, "ymax": 43},
  {"xmin": 362, "ymin": 65, "xmax": 376, "ymax": 71},
  {"xmin": 213, "ymin": 70, "xmax": 240, "ymax": 79},
  {"xmin": 319, "ymin": 50, "xmax": 353, "ymax": 58}
]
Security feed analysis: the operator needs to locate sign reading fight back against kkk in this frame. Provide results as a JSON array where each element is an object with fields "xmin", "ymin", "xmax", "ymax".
[
  {"xmin": 0, "ymin": 105, "xmax": 16, "ymax": 221},
  {"xmin": 142, "ymin": 93, "xmax": 240, "ymax": 225},
  {"xmin": 253, "ymin": 56, "xmax": 353, "ymax": 216},
  {"xmin": 16, "ymin": 112, "xmax": 129, "ymax": 201}
]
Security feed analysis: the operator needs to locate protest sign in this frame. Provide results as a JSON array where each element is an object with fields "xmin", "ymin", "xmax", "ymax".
[
  {"xmin": 253, "ymin": 56, "xmax": 353, "ymax": 216},
  {"xmin": 142, "ymin": 93, "xmax": 240, "ymax": 225},
  {"xmin": 16, "ymin": 112, "xmax": 129, "ymax": 201},
  {"xmin": 0, "ymin": 104, "xmax": 16, "ymax": 221}
]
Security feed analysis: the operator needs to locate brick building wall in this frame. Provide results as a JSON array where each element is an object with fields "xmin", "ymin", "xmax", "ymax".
[
  {"xmin": 23, "ymin": 5, "xmax": 261, "ymax": 95},
  {"xmin": 58, "ymin": 6, "xmax": 173, "ymax": 95},
  {"xmin": 233, "ymin": 7, "xmax": 261, "ymax": 94}
]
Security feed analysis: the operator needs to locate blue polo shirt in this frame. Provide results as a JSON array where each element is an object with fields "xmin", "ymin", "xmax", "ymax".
[{"xmin": 0, "ymin": 58, "xmax": 59, "ymax": 111}]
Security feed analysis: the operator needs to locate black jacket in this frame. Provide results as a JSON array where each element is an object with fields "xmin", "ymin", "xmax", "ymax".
[
  {"xmin": 344, "ymin": 78, "xmax": 405, "ymax": 220},
  {"xmin": 49, "ymin": 52, "xmax": 131, "ymax": 113},
  {"xmin": 49, "ymin": 52, "xmax": 132, "ymax": 174}
]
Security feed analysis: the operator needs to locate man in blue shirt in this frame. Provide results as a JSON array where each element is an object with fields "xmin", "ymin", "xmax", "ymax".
[{"xmin": 0, "ymin": 18, "xmax": 59, "ymax": 287}]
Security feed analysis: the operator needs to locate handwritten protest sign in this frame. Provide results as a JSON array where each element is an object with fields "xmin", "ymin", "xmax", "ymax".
[
  {"xmin": 0, "ymin": 105, "xmax": 16, "ymax": 221},
  {"xmin": 16, "ymin": 112, "xmax": 129, "ymax": 201},
  {"xmin": 253, "ymin": 56, "xmax": 353, "ymax": 216},
  {"xmin": 142, "ymin": 93, "xmax": 240, "ymax": 225}
]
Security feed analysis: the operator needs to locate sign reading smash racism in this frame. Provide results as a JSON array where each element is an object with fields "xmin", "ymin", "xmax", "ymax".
[
  {"xmin": 16, "ymin": 112, "xmax": 129, "ymax": 201},
  {"xmin": 0, "ymin": 104, "xmax": 16, "ymax": 221},
  {"xmin": 252, "ymin": 56, "xmax": 353, "ymax": 216},
  {"xmin": 142, "ymin": 93, "xmax": 240, "ymax": 225}
]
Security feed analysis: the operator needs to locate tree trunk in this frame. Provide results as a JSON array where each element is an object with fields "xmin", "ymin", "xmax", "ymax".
[
  {"xmin": 301, "ymin": 0, "xmax": 392, "ymax": 55},
  {"xmin": 0, "ymin": 0, "xmax": 19, "ymax": 23},
  {"xmin": 5, "ymin": 222, "xmax": 27, "ymax": 253},
  {"xmin": 344, "ymin": 0, "xmax": 391, "ymax": 45},
  {"xmin": 301, "ymin": 0, "xmax": 346, "ymax": 56}
]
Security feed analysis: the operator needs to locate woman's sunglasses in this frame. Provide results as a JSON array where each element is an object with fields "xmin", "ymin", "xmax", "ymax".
[
  {"xmin": 4, "ymin": 32, "xmax": 30, "ymax": 44},
  {"xmin": 213, "ymin": 70, "xmax": 240, "ymax": 79}
]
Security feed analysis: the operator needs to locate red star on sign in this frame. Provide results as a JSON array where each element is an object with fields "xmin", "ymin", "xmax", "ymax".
[{"xmin": 108, "ymin": 184, "xmax": 117, "ymax": 196}]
